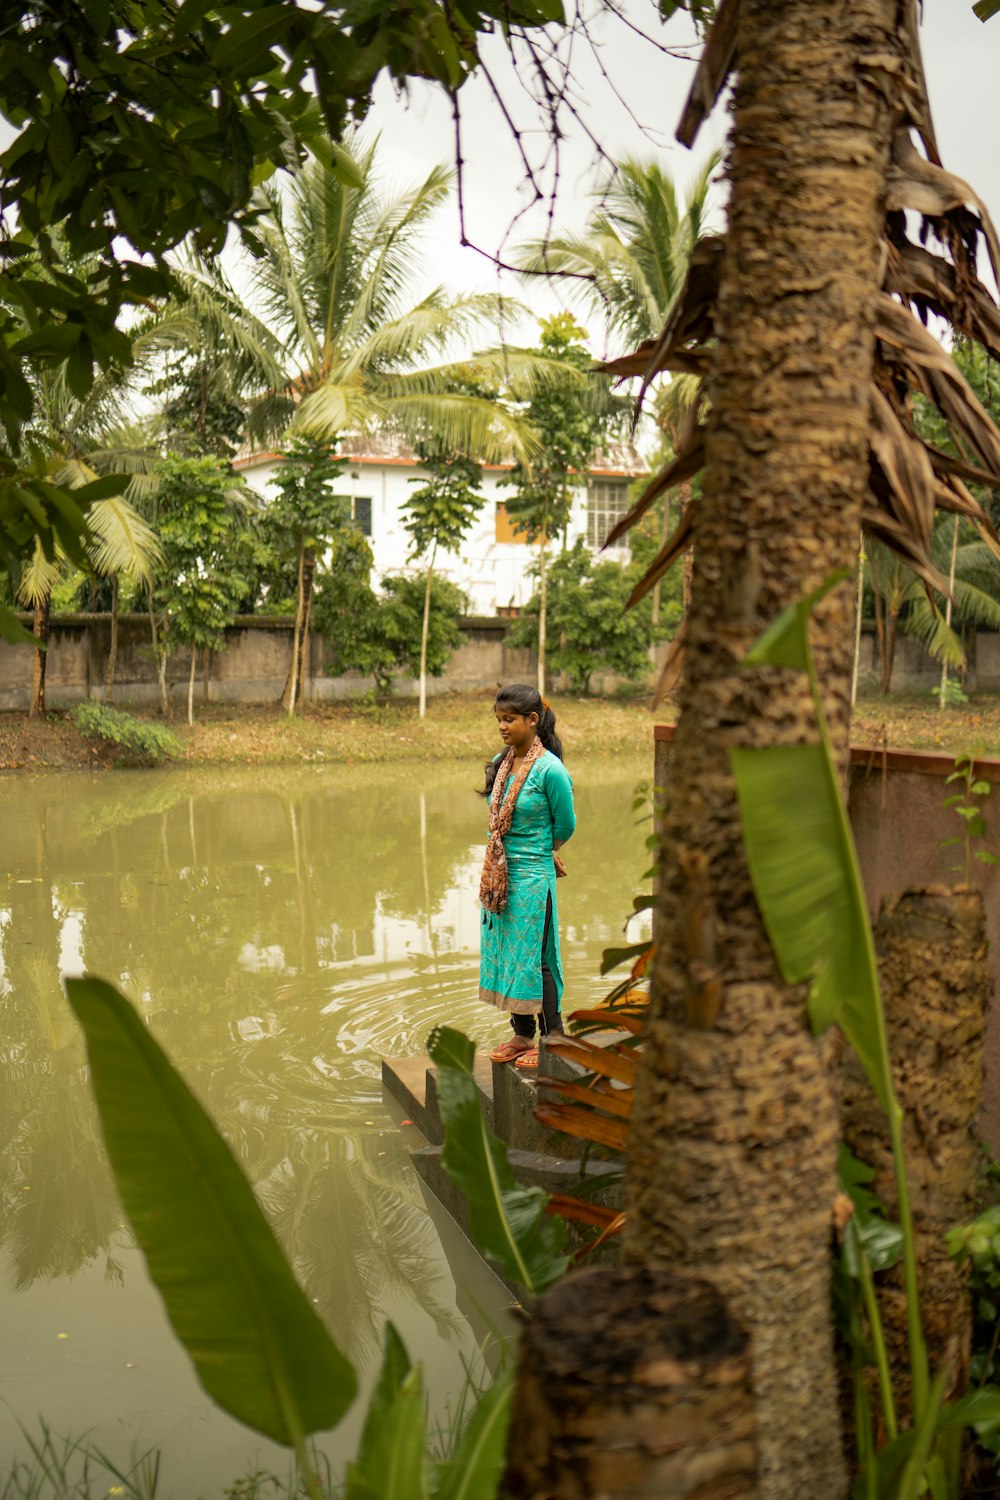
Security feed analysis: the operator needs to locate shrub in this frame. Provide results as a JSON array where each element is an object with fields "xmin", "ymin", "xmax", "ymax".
[{"xmin": 73, "ymin": 703, "xmax": 181, "ymax": 765}]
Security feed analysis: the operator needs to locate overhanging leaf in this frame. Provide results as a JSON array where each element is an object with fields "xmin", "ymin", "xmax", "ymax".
[
  {"xmin": 426, "ymin": 1026, "xmax": 568, "ymax": 1296},
  {"xmin": 64, "ymin": 976, "xmax": 357, "ymax": 1446}
]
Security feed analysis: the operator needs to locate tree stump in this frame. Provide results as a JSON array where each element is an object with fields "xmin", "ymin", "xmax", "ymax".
[
  {"xmin": 501, "ymin": 1266, "xmax": 757, "ymax": 1499},
  {"xmin": 840, "ymin": 884, "xmax": 989, "ymax": 1423}
]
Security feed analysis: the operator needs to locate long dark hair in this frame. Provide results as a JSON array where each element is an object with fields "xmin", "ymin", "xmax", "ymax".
[{"xmin": 480, "ymin": 684, "xmax": 564, "ymax": 797}]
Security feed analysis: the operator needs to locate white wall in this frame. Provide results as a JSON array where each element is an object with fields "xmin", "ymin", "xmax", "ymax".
[{"xmin": 237, "ymin": 453, "xmax": 636, "ymax": 616}]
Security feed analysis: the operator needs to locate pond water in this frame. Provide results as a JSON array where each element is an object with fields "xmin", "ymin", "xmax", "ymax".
[{"xmin": 0, "ymin": 755, "xmax": 650, "ymax": 1492}]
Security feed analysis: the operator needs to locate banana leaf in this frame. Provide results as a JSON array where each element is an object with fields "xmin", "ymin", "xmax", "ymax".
[
  {"xmin": 730, "ymin": 572, "xmax": 890, "ymax": 1112},
  {"xmin": 427, "ymin": 1026, "xmax": 568, "ymax": 1296},
  {"xmin": 431, "ymin": 1369, "xmax": 513, "ymax": 1500},
  {"xmin": 345, "ymin": 1330, "xmax": 427, "ymax": 1500},
  {"xmin": 64, "ymin": 976, "xmax": 356, "ymax": 1447}
]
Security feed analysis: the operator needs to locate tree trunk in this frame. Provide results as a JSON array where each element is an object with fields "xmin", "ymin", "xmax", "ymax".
[
  {"xmin": 30, "ymin": 594, "xmax": 50, "ymax": 717},
  {"xmin": 851, "ymin": 535, "xmax": 864, "ymax": 706},
  {"xmin": 537, "ymin": 538, "xmax": 548, "ymax": 696},
  {"xmin": 624, "ymin": 6, "xmax": 901, "ymax": 1497},
  {"xmin": 148, "ymin": 584, "xmax": 170, "ymax": 719},
  {"xmin": 680, "ymin": 480, "xmax": 693, "ymax": 618},
  {"xmin": 418, "ymin": 544, "xmax": 436, "ymax": 720},
  {"xmin": 187, "ymin": 645, "xmax": 197, "ymax": 727},
  {"xmin": 938, "ymin": 513, "xmax": 960, "ymax": 709},
  {"xmin": 502, "ymin": 1268, "xmax": 757, "ymax": 1499},
  {"xmin": 106, "ymin": 575, "xmax": 119, "ymax": 703},
  {"xmin": 840, "ymin": 886, "xmax": 988, "ymax": 1428},
  {"xmin": 880, "ymin": 609, "xmax": 898, "ymax": 696},
  {"xmin": 651, "ymin": 494, "xmax": 672, "ymax": 629},
  {"xmin": 281, "ymin": 545, "xmax": 314, "ymax": 716}
]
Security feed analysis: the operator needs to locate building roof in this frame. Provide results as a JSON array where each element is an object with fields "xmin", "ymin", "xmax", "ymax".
[{"xmin": 234, "ymin": 432, "xmax": 647, "ymax": 479}]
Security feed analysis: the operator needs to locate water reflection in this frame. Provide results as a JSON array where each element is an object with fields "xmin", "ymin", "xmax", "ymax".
[{"xmin": 0, "ymin": 758, "xmax": 649, "ymax": 1480}]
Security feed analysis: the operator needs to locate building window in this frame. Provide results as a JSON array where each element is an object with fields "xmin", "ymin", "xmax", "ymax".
[
  {"xmin": 495, "ymin": 501, "xmax": 530, "ymax": 544},
  {"xmin": 587, "ymin": 480, "xmax": 631, "ymax": 551},
  {"xmin": 353, "ymin": 496, "xmax": 372, "ymax": 536}
]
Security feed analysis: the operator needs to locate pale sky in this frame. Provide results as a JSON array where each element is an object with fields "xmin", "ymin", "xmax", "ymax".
[{"xmin": 365, "ymin": 0, "xmax": 1000, "ymax": 352}]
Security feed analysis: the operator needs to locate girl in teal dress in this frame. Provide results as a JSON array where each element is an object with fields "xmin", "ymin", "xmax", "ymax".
[{"xmin": 478, "ymin": 684, "xmax": 576, "ymax": 1069}]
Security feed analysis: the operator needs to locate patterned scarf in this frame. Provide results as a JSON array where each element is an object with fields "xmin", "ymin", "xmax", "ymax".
[{"xmin": 479, "ymin": 735, "xmax": 545, "ymax": 915}]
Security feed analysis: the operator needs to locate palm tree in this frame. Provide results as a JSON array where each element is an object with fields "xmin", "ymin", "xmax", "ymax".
[
  {"xmin": 519, "ymin": 157, "xmax": 716, "ymax": 652},
  {"xmin": 867, "ymin": 520, "xmax": 1000, "ymax": 695},
  {"xmin": 16, "ymin": 357, "xmax": 162, "ymax": 715},
  {"xmin": 225, "ymin": 137, "xmax": 541, "ymax": 712}
]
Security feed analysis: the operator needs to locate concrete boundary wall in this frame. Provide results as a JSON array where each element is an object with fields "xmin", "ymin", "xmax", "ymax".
[
  {"xmin": 0, "ymin": 614, "xmax": 542, "ymax": 710},
  {"xmin": 3, "ymin": 614, "xmax": 998, "ymax": 710}
]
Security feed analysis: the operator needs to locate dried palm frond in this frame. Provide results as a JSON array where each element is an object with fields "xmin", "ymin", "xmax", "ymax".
[
  {"xmin": 677, "ymin": 0, "xmax": 741, "ymax": 149},
  {"xmin": 602, "ymin": 429, "xmax": 703, "ymax": 551},
  {"xmin": 886, "ymin": 130, "xmax": 1000, "ymax": 289},
  {"xmin": 885, "ymin": 241, "xmax": 1000, "ymax": 361},
  {"xmin": 653, "ymin": 621, "xmax": 688, "ymax": 708}
]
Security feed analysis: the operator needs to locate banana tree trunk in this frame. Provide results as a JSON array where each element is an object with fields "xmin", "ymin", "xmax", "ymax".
[
  {"xmin": 840, "ymin": 886, "xmax": 988, "ymax": 1426},
  {"xmin": 418, "ymin": 544, "xmax": 437, "ymax": 720},
  {"xmin": 29, "ymin": 594, "xmax": 50, "ymax": 718},
  {"xmin": 624, "ymin": 5, "xmax": 901, "ymax": 1496},
  {"xmin": 106, "ymin": 575, "xmax": 119, "ymax": 703},
  {"xmin": 537, "ymin": 537, "xmax": 548, "ymax": 696}
]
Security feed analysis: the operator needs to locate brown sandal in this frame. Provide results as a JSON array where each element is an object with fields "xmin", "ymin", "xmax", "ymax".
[
  {"xmin": 514, "ymin": 1048, "xmax": 540, "ymax": 1071},
  {"xmin": 489, "ymin": 1037, "xmax": 534, "ymax": 1064}
]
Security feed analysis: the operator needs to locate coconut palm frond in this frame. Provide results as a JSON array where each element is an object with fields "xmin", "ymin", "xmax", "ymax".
[
  {"xmin": 382, "ymin": 392, "xmax": 540, "ymax": 467},
  {"xmin": 291, "ymin": 380, "xmax": 385, "ymax": 440},
  {"xmin": 339, "ymin": 293, "xmax": 512, "ymax": 381},
  {"xmin": 86, "ymin": 497, "xmax": 163, "ymax": 581},
  {"xmin": 901, "ymin": 593, "xmax": 966, "ymax": 669},
  {"xmin": 17, "ymin": 538, "xmax": 64, "ymax": 606}
]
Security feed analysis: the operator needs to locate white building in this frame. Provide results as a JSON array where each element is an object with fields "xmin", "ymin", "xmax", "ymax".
[{"xmin": 234, "ymin": 434, "xmax": 647, "ymax": 616}]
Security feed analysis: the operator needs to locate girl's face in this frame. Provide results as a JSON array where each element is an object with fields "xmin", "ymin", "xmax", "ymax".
[{"xmin": 495, "ymin": 705, "xmax": 538, "ymax": 752}]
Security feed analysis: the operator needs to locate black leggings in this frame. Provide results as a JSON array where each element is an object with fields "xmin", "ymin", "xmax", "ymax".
[{"xmin": 510, "ymin": 892, "xmax": 563, "ymax": 1040}]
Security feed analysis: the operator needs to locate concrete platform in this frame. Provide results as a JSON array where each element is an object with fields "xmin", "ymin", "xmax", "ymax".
[{"xmin": 381, "ymin": 1038, "xmax": 625, "ymax": 1271}]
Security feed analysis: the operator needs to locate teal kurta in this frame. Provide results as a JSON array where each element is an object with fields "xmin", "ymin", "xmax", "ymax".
[{"xmin": 479, "ymin": 749, "xmax": 576, "ymax": 1015}]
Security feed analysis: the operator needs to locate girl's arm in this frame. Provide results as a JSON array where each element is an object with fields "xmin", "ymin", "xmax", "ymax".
[{"xmin": 545, "ymin": 761, "xmax": 576, "ymax": 845}]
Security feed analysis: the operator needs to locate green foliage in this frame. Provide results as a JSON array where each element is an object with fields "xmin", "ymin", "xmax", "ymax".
[
  {"xmin": 426, "ymin": 1026, "xmax": 569, "ymax": 1295},
  {"xmin": 940, "ymin": 752, "xmax": 1000, "ymax": 881},
  {"xmin": 310, "ymin": 529, "xmax": 395, "ymax": 685},
  {"xmin": 72, "ymin": 703, "xmax": 180, "ymax": 765},
  {"xmin": 948, "ymin": 1206, "xmax": 1000, "ymax": 1473},
  {"xmin": 269, "ymin": 437, "xmax": 349, "ymax": 556},
  {"xmin": 501, "ymin": 315, "xmax": 612, "ymax": 545},
  {"xmin": 405, "ymin": 449, "xmax": 486, "ymax": 562},
  {"xmin": 509, "ymin": 539, "xmax": 653, "ymax": 692},
  {"xmin": 150, "ymin": 455, "xmax": 249, "ymax": 657},
  {"xmin": 729, "ymin": 572, "xmax": 1000, "ymax": 1496},
  {"xmin": 974, "ymin": 0, "xmax": 1000, "ymax": 20},
  {"xmin": 379, "ymin": 573, "xmax": 467, "ymax": 681},
  {"xmin": 657, "ymin": 0, "xmax": 717, "ymax": 28},
  {"xmin": 63, "ymin": 977, "xmax": 358, "ymax": 1458}
]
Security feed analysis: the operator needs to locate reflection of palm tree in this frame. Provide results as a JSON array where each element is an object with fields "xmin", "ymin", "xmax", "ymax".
[{"xmin": 254, "ymin": 1132, "xmax": 465, "ymax": 1375}]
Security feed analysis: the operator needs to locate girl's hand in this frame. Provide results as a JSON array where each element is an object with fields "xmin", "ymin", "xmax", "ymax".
[{"xmin": 553, "ymin": 853, "xmax": 568, "ymax": 878}]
